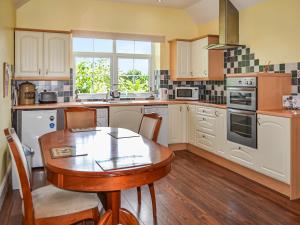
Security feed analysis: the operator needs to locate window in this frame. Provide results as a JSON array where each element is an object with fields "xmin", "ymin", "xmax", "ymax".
[{"xmin": 73, "ymin": 38, "xmax": 153, "ymax": 97}]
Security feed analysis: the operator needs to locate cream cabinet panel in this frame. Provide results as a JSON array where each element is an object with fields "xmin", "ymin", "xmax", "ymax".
[
  {"xmin": 226, "ymin": 142, "xmax": 258, "ymax": 170},
  {"xmin": 44, "ymin": 33, "xmax": 70, "ymax": 76},
  {"xmin": 192, "ymin": 38, "xmax": 208, "ymax": 78},
  {"xmin": 168, "ymin": 104, "xmax": 187, "ymax": 144},
  {"xmin": 215, "ymin": 109, "xmax": 227, "ymax": 156},
  {"xmin": 196, "ymin": 114, "xmax": 216, "ymax": 136},
  {"xmin": 196, "ymin": 106, "xmax": 216, "ymax": 117},
  {"xmin": 196, "ymin": 131, "xmax": 216, "ymax": 152},
  {"xmin": 257, "ymin": 114, "xmax": 290, "ymax": 184},
  {"xmin": 15, "ymin": 31, "xmax": 43, "ymax": 76},
  {"xmin": 187, "ymin": 104, "xmax": 197, "ymax": 146},
  {"xmin": 176, "ymin": 41, "xmax": 191, "ymax": 78},
  {"xmin": 109, "ymin": 106, "xmax": 143, "ymax": 133}
]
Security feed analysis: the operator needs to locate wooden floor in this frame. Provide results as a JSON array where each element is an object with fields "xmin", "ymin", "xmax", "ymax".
[{"xmin": 1, "ymin": 150, "xmax": 300, "ymax": 225}]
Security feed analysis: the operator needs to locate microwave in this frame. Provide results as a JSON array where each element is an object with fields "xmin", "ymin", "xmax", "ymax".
[{"xmin": 175, "ymin": 87, "xmax": 199, "ymax": 100}]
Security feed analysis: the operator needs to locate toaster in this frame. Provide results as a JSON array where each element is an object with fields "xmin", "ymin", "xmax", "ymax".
[{"xmin": 39, "ymin": 90, "xmax": 58, "ymax": 103}]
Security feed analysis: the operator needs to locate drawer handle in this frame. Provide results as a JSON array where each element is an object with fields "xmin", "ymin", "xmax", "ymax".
[
  {"xmin": 202, "ymin": 118, "xmax": 206, "ymax": 121},
  {"xmin": 202, "ymin": 135, "xmax": 206, "ymax": 138}
]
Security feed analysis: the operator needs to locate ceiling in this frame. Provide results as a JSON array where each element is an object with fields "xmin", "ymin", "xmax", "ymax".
[{"xmin": 109, "ymin": 0, "xmax": 267, "ymax": 23}]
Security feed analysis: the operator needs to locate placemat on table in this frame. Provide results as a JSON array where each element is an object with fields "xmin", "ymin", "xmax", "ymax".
[
  {"xmin": 107, "ymin": 130, "xmax": 140, "ymax": 139},
  {"xmin": 51, "ymin": 146, "xmax": 88, "ymax": 159},
  {"xmin": 70, "ymin": 127, "xmax": 101, "ymax": 133},
  {"xmin": 96, "ymin": 155, "xmax": 152, "ymax": 171}
]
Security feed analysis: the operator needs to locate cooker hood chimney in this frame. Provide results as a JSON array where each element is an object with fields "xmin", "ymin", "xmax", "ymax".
[{"xmin": 207, "ymin": 0, "xmax": 245, "ymax": 50}]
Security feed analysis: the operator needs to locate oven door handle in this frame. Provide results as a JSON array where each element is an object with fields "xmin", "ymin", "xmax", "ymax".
[
  {"xmin": 228, "ymin": 109, "xmax": 256, "ymax": 116},
  {"xmin": 227, "ymin": 87, "xmax": 256, "ymax": 92}
]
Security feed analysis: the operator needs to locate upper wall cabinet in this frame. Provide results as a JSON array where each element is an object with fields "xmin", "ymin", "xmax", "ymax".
[
  {"xmin": 15, "ymin": 29, "xmax": 70, "ymax": 80},
  {"xmin": 169, "ymin": 35, "xmax": 224, "ymax": 81}
]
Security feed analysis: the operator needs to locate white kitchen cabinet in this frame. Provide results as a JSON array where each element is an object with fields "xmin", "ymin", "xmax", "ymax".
[
  {"xmin": 109, "ymin": 106, "xmax": 143, "ymax": 133},
  {"xmin": 176, "ymin": 41, "xmax": 191, "ymax": 78},
  {"xmin": 215, "ymin": 108, "xmax": 227, "ymax": 156},
  {"xmin": 257, "ymin": 114, "xmax": 290, "ymax": 184},
  {"xmin": 15, "ymin": 30, "xmax": 70, "ymax": 78},
  {"xmin": 226, "ymin": 141, "xmax": 258, "ymax": 170},
  {"xmin": 196, "ymin": 114, "xmax": 216, "ymax": 136},
  {"xmin": 196, "ymin": 131, "xmax": 216, "ymax": 152},
  {"xmin": 168, "ymin": 104, "xmax": 187, "ymax": 144},
  {"xmin": 191, "ymin": 38, "xmax": 208, "ymax": 78},
  {"xmin": 15, "ymin": 31, "xmax": 43, "ymax": 76},
  {"xmin": 44, "ymin": 32, "xmax": 70, "ymax": 76},
  {"xmin": 187, "ymin": 104, "xmax": 197, "ymax": 146}
]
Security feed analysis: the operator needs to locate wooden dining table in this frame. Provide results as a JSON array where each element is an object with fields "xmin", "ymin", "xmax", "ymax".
[{"xmin": 39, "ymin": 127, "xmax": 174, "ymax": 225}]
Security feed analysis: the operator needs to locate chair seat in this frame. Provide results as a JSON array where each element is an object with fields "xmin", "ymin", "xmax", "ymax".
[{"xmin": 31, "ymin": 185, "xmax": 101, "ymax": 219}]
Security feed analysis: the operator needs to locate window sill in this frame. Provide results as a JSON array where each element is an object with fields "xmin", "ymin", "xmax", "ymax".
[{"xmin": 78, "ymin": 93, "xmax": 155, "ymax": 100}]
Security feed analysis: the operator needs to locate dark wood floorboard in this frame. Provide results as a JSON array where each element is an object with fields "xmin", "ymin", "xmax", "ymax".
[{"xmin": 1, "ymin": 150, "xmax": 300, "ymax": 225}]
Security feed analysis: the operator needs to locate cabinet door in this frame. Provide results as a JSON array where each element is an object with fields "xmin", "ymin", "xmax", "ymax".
[
  {"xmin": 168, "ymin": 104, "xmax": 187, "ymax": 144},
  {"xmin": 215, "ymin": 109, "xmax": 227, "ymax": 156},
  {"xmin": 176, "ymin": 41, "xmax": 191, "ymax": 78},
  {"xmin": 191, "ymin": 40, "xmax": 202, "ymax": 77},
  {"xmin": 44, "ymin": 32, "xmax": 70, "ymax": 76},
  {"xmin": 226, "ymin": 142, "xmax": 258, "ymax": 170},
  {"xmin": 257, "ymin": 114, "xmax": 290, "ymax": 183},
  {"xmin": 109, "ymin": 106, "xmax": 143, "ymax": 133},
  {"xmin": 15, "ymin": 31, "xmax": 43, "ymax": 76},
  {"xmin": 187, "ymin": 105, "xmax": 197, "ymax": 145},
  {"xmin": 199, "ymin": 38, "xmax": 209, "ymax": 78}
]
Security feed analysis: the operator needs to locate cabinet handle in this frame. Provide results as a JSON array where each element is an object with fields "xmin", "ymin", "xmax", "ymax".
[
  {"xmin": 238, "ymin": 146, "xmax": 242, "ymax": 150},
  {"xmin": 257, "ymin": 118, "xmax": 261, "ymax": 126},
  {"xmin": 38, "ymin": 69, "xmax": 41, "ymax": 75},
  {"xmin": 180, "ymin": 106, "xmax": 182, "ymax": 112},
  {"xmin": 202, "ymin": 118, "xmax": 206, "ymax": 121},
  {"xmin": 141, "ymin": 108, "xmax": 143, "ymax": 114},
  {"xmin": 215, "ymin": 111, "xmax": 219, "ymax": 117},
  {"xmin": 46, "ymin": 69, "xmax": 48, "ymax": 75},
  {"xmin": 202, "ymin": 135, "xmax": 206, "ymax": 138},
  {"xmin": 187, "ymin": 106, "xmax": 190, "ymax": 111}
]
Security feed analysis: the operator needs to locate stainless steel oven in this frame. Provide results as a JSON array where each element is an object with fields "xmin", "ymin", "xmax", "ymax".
[
  {"xmin": 227, "ymin": 77, "xmax": 257, "ymax": 148},
  {"xmin": 227, "ymin": 77, "xmax": 257, "ymax": 111},
  {"xmin": 227, "ymin": 109, "xmax": 257, "ymax": 148}
]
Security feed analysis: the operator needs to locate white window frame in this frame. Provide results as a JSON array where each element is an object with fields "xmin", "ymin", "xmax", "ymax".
[{"xmin": 73, "ymin": 39, "xmax": 155, "ymax": 100}]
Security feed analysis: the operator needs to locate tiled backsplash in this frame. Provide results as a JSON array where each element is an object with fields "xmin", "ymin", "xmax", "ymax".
[
  {"xmin": 158, "ymin": 70, "xmax": 226, "ymax": 104},
  {"xmin": 224, "ymin": 46, "xmax": 300, "ymax": 95}
]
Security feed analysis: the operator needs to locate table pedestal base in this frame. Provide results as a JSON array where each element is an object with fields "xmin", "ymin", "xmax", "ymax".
[{"xmin": 98, "ymin": 208, "xmax": 140, "ymax": 225}]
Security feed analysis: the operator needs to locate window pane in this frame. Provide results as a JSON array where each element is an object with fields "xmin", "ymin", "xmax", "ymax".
[
  {"xmin": 75, "ymin": 57, "xmax": 111, "ymax": 93},
  {"xmin": 118, "ymin": 58, "xmax": 150, "ymax": 93},
  {"xmin": 116, "ymin": 40, "xmax": 134, "ymax": 54},
  {"xmin": 134, "ymin": 41, "xmax": 151, "ymax": 54},
  {"xmin": 73, "ymin": 38, "xmax": 93, "ymax": 52},
  {"xmin": 94, "ymin": 39, "xmax": 113, "ymax": 53}
]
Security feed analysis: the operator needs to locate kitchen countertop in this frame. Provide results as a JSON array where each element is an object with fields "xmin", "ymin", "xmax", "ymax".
[
  {"xmin": 257, "ymin": 109, "xmax": 300, "ymax": 118},
  {"xmin": 12, "ymin": 100, "xmax": 227, "ymax": 110}
]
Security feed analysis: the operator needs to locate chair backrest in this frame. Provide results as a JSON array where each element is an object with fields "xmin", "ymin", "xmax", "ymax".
[
  {"xmin": 4, "ymin": 128, "xmax": 34, "ymax": 224},
  {"xmin": 138, "ymin": 113, "xmax": 162, "ymax": 143},
  {"xmin": 64, "ymin": 107, "xmax": 97, "ymax": 129}
]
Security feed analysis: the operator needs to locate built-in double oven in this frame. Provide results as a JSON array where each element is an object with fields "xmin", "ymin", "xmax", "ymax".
[{"xmin": 227, "ymin": 77, "xmax": 257, "ymax": 148}]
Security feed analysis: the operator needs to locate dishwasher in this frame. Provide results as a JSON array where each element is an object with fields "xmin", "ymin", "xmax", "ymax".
[{"xmin": 144, "ymin": 105, "xmax": 168, "ymax": 147}]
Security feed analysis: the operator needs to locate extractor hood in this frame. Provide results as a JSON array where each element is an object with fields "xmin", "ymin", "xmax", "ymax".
[{"xmin": 207, "ymin": 0, "xmax": 245, "ymax": 50}]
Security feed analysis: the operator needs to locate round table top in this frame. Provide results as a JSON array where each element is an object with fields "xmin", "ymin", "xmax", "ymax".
[{"xmin": 39, "ymin": 127, "xmax": 174, "ymax": 191}]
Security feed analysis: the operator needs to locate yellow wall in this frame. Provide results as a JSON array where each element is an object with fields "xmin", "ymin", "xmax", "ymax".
[
  {"xmin": 16, "ymin": 0, "xmax": 199, "ymax": 69},
  {"xmin": 198, "ymin": 19, "xmax": 219, "ymax": 37},
  {"xmin": 197, "ymin": 0, "xmax": 300, "ymax": 65},
  {"xmin": 0, "ymin": 0, "xmax": 15, "ymax": 183},
  {"xmin": 239, "ymin": 0, "xmax": 300, "ymax": 64}
]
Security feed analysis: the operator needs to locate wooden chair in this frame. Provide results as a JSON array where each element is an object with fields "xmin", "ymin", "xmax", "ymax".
[
  {"xmin": 137, "ymin": 113, "xmax": 162, "ymax": 221},
  {"xmin": 64, "ymin": 107, "xmax": 97, "ymax": 129},
  {"xmin": 4, "ymin": 128, "xmax": 101, "ymax": 225}
]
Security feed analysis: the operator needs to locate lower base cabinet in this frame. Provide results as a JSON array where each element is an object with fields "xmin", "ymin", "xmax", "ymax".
[
  {"xmin": 257, "ymin": 114, "xmax": 290, "ymax": 184},
  {"xmin": 168, "ymin": 104, "xmax": 187, "ymax": 144}
]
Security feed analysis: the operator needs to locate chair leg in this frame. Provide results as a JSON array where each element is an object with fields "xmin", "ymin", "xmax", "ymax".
[
  {"xmin": 137, "ymin": 186, "xmax": 142, "ymax": 205},
  {"xmin": 148, "ymin": 183, "xmax": 157, "ymax": 221}
]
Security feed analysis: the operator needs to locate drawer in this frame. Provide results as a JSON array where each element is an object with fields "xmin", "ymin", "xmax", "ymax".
[
  {"xmin": 196, "ymin": 131, "xmax": 216, "ymax": 152},
  {"xmin": 196, "ymin": 115, "xmax": 216, "ymax": 135},
  {"xmin": 196, "ymin": 106, "xmax": 216, "ymax": 117}
]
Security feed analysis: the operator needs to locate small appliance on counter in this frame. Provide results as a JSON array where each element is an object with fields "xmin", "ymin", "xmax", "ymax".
[
  {"xmin": 283, "ymin": 95, "xmax": 300, "ymax": 109},
  {"xmin": 175, "ymin": 87, "xmax": 199, "ymax": 100},
  {"xmin": 18, "ymin": 82, "xmax": 36, "ymax": 105},
  {"xmin": 159, "ymin": 88, "xmax": 169, "ymax": 100},
  {"xmin": 39, "ymin": 90, "xmax": 58, "ymax": 104}
]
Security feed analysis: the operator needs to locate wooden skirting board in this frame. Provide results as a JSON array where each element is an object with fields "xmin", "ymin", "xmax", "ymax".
[{"xmin": 169, "ymin": 143, "xmax": 293, "ymax": 199}]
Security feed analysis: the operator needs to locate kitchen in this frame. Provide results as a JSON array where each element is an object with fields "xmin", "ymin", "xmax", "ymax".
[{"xmin": 1, "ymin": 0, "xmax": 300, "ymax": 224}]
